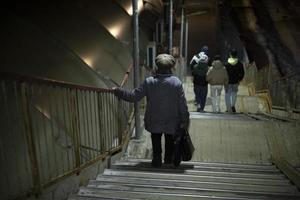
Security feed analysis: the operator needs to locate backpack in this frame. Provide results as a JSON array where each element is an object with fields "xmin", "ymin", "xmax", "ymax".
[
  {"xmin": 193, "ymin": 62, "xmax": 208, "ymax": 76},
  {"xmin": 192, "ymin": 53, "xmax": 208, "ymax": 77}
]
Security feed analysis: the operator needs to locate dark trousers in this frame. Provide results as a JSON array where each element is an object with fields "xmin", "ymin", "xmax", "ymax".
[
  {"xmin": 194, "ymin": 84, "xmax": 208, "ymax": 110},
  {"xmin": 151, "ymin": 133, "xmax": 174, "ymax": 164}
]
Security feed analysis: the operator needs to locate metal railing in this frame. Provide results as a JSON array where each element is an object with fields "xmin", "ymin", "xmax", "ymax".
[
  {"xmin": 244, "ymin": 62, "xmax": 300, "ymax": 110},
  {"xmin": 0, "ymin": 71, "xmax": 133, "ymax": 200},
  {"xmin": 270, "ymin": 73, "xmax": 300, "ymax": 110},
  {"xmin": 174, "ymin": 57, "xmax": 187, "ymax": 81},
  {"xmin": 244, "ymin": 63, "xmax": 300, "ymax": 189}
]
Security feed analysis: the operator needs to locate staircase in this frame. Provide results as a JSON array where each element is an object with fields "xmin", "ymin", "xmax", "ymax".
[
  {"xmin": 69, "ymin": 159, "xmax": 300, "ymax": 200},
  {"xmin": 68, "ymin": 75, "xmax": 300, "ymax": 200}
]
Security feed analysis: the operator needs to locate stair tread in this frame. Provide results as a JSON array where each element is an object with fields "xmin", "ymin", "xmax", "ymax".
[
  {"xmin": 69, "ymin": 160, "xmax": 300, "ymax": 200},
  {"xmin": 68, "ymin": 195, "xmax": 132, "ymax": 200},
  {"xmin": 104, "ymin": 168, "xmax": 288, "ymax": 182},
  {"xmin": 111, "ymin": 161, "xmax": 283, "ymax": 178},
  {"xmin": 76, "ymin": 186, "xmax": 300, "ymax": 200},
  {"xmin": 102, "ymin": 169, "xmax": 290, "ymax": 186},
  {"xmin": 92, "ymin": 176, "xmax": 298, "ymax": 193},
  {"xmin": 123, "ymin": 159, "xmax": 277, "ymax": 170}
]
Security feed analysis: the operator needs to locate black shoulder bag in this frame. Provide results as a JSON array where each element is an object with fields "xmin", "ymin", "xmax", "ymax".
[{"xmin": 173, "ymin": 128, "xmax": 195, "ymax": 166}]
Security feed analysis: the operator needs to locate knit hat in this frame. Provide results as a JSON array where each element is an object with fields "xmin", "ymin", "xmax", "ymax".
[{"xmin": 155, "ymin": 54, "xmax": 175, "ymax": 69}]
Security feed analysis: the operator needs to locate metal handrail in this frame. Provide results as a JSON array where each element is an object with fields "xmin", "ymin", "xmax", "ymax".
[
  {"xmin": 244, "ymin": 62, "xmax": 299, "ymax": 110},
  {"xmin": 270, "ymin": 73, "xmax": 299, "ymax": 110},
  {"xmin": 267, "ymin": 130, "xmax": 300, "ymax": 190},
  {"xmin": 272, "ymin": 72, "xmax": 300, "ymax": 83},
  {"xmin": 120, "ymin": 64, "xmax": 133, "ymax": 87},
  {"xmin": 272, "ymin": 105, "xmax": 300, "ymax": 113},
  {"xmin": 244, "ymin": 64, "xmax": 300, "ymax": 189},
  {"xmin": 0, "ymin": 65, "xmax": 134, "ymax": 200}
]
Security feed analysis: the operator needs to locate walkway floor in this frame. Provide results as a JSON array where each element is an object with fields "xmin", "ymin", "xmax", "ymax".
[{"xmin": 183, "ymin": 76, "xmax": 261, "ymax": 114}]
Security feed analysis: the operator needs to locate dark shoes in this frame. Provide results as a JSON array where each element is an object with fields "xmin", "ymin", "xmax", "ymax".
[
  {"xmin": 164, "ymin": 158, "xmax": 172, "ymax": 165},
  {"xmin": 231, "ymin": 106, "xmax": 236, "ymax": 113},
  {"xmin": 151, "ymin": 160, "xmax": 162, "ymax": 168},
  {"xmin": 152, "ymin": 156, "xmax": 162, "ymax": 168},
  {"xmin": 173, "ymin": 159, "xmax": 181, "ymax": 167},
  {"xmin": 197, "ymin": 107, "xmax": 205, "ymax": 112},
  {"xmin": 152, "ymin": 158, "xmax": 179, "ymax": 168}
]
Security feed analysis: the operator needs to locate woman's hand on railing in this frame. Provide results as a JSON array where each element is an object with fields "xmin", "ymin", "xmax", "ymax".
[{"xmin": 112, "ymin": 87, "xmax": 120, "ymax": 98}]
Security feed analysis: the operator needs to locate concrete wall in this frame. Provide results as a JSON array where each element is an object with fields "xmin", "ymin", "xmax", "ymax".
[
  {"xmin": 189, "ymin": 115, "xmax": 300, "ymax": 167},
  {"xmin": 1, "ymin": 0, "xmax": 156, "ymax": 88}
]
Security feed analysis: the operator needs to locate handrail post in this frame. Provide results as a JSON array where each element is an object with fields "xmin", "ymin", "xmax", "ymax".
[
  {"xmin": 179, "ymin": 1, "xmax": 185, "ymax": 79},
  {"xmin": 72, "ymin": 89, "xmax": 81, "ymax": 169},
  {"xmin": 20, "ymin": 82, "xmax": 41, "ymax": 196},
  {"xmin": 184, "ymin": 19, "xmax": 188, "ymax": 63},
  {"xmin": 168, "ymin": 0, "xmax": 173, "ymax": 55},
  {"xmin": 179, "ymin": 2, "xmax": 185, "ymax": 58},
  {"xmin": 117, "ymin": 99, "xmax": 123, "ymax": 146},
  {"xmin": 132, "ymin": 0, "xmax": 141, "ymax": 139}
]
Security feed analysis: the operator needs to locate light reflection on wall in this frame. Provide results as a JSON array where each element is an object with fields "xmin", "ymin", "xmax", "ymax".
[
  {"xmin": 36, "ymin": 105, "xmax": 51, "ymax": 119},
  {"xmin": 125, "ymin": 0, "xmax": 144, "ymax": 16},
  {"xmin": 82, "ymin": 56, "xmax": 96, "ymax": 69},
  {"xmin": 107, "ymin": 23, "xmax": 123, "ymax": 39}
]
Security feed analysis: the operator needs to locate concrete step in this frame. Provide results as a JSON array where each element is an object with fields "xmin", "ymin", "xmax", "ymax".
[
  {"xmin": 92, "ymin": 176, "xmax": 297, "ymax": 194},
  {"xmin": 102, "ymin": 169, "xmax": 290, "ymax": 186},
  {"xmin": 123, "ymin": 158, "xmax": 278, "ymax": 169},
  {"xmin": 69, "ymin": 159, "xmax": 300, "ymax": 200},
  {"xmin": 111, "ymin": 162, "xmax": 285, "ymax": 181},
  {"xmin": 71, "ymin": 188, "xmax": 251, "ymax": 200},
  {"xmin": 75, "ymin": 186, "xmax": 300, "ymax": 200},
  {"xmin": 113, "ymin": 160, "xmax": 282, "ymax": 175},
  {"xmin": 189, "ymin": 112, "xmax": 258, "ymax": 121},
  {"xmin": 68, "ymin": 194, "xmax": 136, "ymax": 200}
]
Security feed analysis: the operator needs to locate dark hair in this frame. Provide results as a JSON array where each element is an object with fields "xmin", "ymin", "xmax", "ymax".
[
  {"xmin": 201, "ymin": 46, "xmax": 208, "ymax": 54},
  {"xmin": 230, "ymin": 49, "xmax": 238, "ymax": 58},
  {"xmin": 214, "ymin": 54, "xmax": 221, "ymax": 60}
]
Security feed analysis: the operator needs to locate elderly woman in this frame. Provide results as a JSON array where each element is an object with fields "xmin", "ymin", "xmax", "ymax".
[{"xmin": 113, "ymin": 54, "xmax": 190, "ymax": 167}]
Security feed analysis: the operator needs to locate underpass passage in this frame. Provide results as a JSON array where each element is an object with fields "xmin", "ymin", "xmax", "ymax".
[{"xmin": 2, "ymin": 1, "xmax": 300, "ymax": 200}]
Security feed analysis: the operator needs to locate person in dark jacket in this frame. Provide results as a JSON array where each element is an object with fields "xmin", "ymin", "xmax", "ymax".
[
  {"xmin": 113, "ymin": 54, "xmax": 190, "ymax": 167},
  {"xmin": 189, "ymin": 46, "xmax": 209, "ymax": 112},
  {"xmin": 225, "ymin": 49, "xmax": 245, "ymax": 113}
]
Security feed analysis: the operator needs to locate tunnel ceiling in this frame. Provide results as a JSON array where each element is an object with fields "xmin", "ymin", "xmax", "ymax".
[
  {"xmin": 176, "ymin": 0, "xmax": 218, "ymax": 61},
  {"xmin": 178, "ymin": 0, "xmax": 300, "ymax": 75},
  {"xmin": 183, "ymin": 0, "xmax": 216, "ymax": 16},
  {"xmin": 172, "ymin": 0, "xmax": 217, "ymax": 16}
]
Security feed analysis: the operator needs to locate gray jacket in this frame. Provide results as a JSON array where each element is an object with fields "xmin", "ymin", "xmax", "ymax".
[
  {"xmin": 114, "ymin": 73, "xmax": 189, "ymax": 135},
  {"xmin": 206, "ymin": 60, "xmax": 229, "ymax": 85}
]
